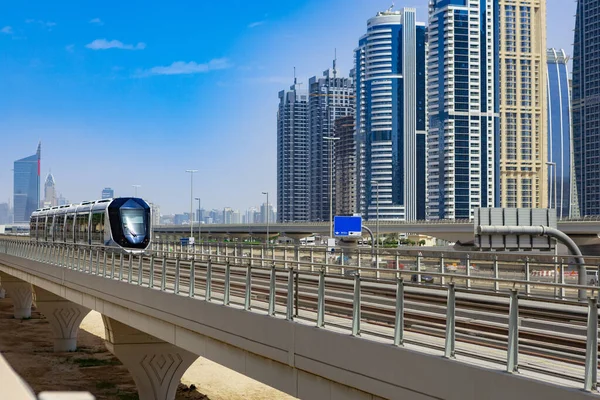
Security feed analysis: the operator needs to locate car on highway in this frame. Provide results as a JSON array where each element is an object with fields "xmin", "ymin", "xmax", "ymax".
[{"xmin": 411, "ymin": 274, "xmax": 434, "ymax": 284}]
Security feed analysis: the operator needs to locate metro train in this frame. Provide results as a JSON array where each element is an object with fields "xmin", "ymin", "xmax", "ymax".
[{"xmin": 29, "ymin": 197, "xmax": 151, "ymax": 252}]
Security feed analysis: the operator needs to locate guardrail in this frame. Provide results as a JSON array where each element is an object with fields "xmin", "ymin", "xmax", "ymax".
[{"xmin": 0, "ymin": 239, "xmax": 598, "ymax": 392}]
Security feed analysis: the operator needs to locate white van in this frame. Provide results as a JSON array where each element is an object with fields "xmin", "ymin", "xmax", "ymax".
[{"xmin": 586, "ymin": 270, "xmax": 599, "ymax": 286}]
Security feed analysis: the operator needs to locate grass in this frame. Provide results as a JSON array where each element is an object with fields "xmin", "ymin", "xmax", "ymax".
[{"xmin": 72, "ymin": 357, "xmax": 120, "ymax": 367}]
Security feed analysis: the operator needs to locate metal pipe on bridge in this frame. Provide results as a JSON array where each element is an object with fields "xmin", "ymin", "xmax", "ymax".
[{"xmin": 477, "ymin": 225, "xmax": 587, "ymax": 299}]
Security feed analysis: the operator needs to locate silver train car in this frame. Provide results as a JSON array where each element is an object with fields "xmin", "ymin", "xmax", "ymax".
[{"xmin": 30, "ymin": 197, "xmax": 151, "ymax": 252}]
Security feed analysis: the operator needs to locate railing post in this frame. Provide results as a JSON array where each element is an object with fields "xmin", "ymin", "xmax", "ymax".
[
  {"xmin": 394, "ymin": 277, "xmax": 404, "ymax": 346},
  {"xmin": 138, "ymin": 254, "xmax": 143, "ymax": 285},
  {"xmin": 89, "ymin": 246, "xmax": 93, "ymax": 273},
  {"xmin": 161, "ymin": 255, "xmax": 167, "ymax": 291},
  {"xmin": 416, "ymin": 253, "xmax": 422, "ymax": 283},
  {"xmin": 268, "ymin": 264, "xmax": 276, "ymax": 316},
  {"xmin": 317, "ymin": 268, "xmax": 325, "ymax": 328},
  {"xmin": 525, "ymin": 257, "xmax": 531, "ymax": 296},
  {"xmin": 310, "ymin": 247, "xmax": 314, "ymax": 272},
  {"xmin": 584, "ymin": 297, "xmax": 598, "ymax": 392},
  {"xmin": 507, "ymin": 288, "xmax": 519, "ymax": 373},
  {"xmin": 244, "ymin": 263, "xmax": 252, "ymax": 310},
  {"xmin": 206, "ymin": 258, "xmax": 212, "ymax": 301},
  {"xmin": 77, "ymin": 248, "xmax": 82, "ymax": 271},
  {"xmin": 493, "ymin": 255, "xmax": 500, "ymax": 292},
  {"xmin": 351, "ymin": 272, "xmax": 361, "ymax": 337},
  {"xmin": 174, "ymin": 256, "xmax": 180, "ymax": 294},
  {"xmin": 102, "ymin": 251, "xmax": 107, "ymax": 277},
  {"xmin": 224, "ymin": 261, "xmax": 231, "ymax": 306},
  {"xmin": 286, "ymin": 267, "xmax": 294, "ymax": 321},
  {"xmin": 440, "ymin": 253, "xmax": 445, "ymax": 286},
  {"xmin": 111, "ymin": 252, "xmax": 115, "ymax": 279},
  {"xmin": 128, "ymin": 254, "xmax": 133, "ymax": 283},
  {"xmin": 560, "ymin": 259, "xmax": 566, "ymax": 299},
  {"xmin": 189, "ymin": 258, "xmax": 194, "ymax": 297},
  {"xmin": 444, "ymin": 283, "xmax": 456, "ymax": 359},
  {"xmin": 149, "ymin": 255, "xmax": 155, "ymax": 288},
  {"xmin": 465, "ymin": 254, "xmax": 471, "ymax": 289},
  {"xmin": 95, "ymin": 250, "xmax": 100, "ymax": 274}
]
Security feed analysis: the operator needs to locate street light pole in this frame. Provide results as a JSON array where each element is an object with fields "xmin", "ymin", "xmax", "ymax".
[
  {"xmin": 132, "ymin": 185, "xmax": 141, "ymax": 197},
  {"xmin": 546, "ymin": 161, "xmax": 557, "ymax": 216},
  {"xmin": 372, "ymin": 180, "xmax": 380, "ymax": 251},
  {"xmin": 323, "ymin": 136, "xmax": 340, "ymax": 239},
  {"xmin": 195, "ymin": 197, "xmax": 201, "ymax": 245},
  {"xmin": 186, "ymin": 170, "xmax": 198, "ymax": 241},
  {"xmin": 262, "ymin": 191, "xmax": 269, "ymax": 248}
]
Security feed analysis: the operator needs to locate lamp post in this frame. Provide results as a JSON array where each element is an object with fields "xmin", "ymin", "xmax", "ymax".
[
  {"xmin": 372, "ymin": 180, "xmax": 380, "ymax": 251},
  {"xmin": 323, "ymin": 136, "xmax": 340, "ymax": 239},
  {"xmin": 546, "ymin": 161, "xmax": 558, "ymax": 217},
  {"xmin": 186, "ymin": 170, "xmax": 198, "ymax": 243},
  {"xmin": 262, "ymin": 191, "xmax": 270, "ymax": 250},
  {"xmin": 195, "ymin": 197, "xmax": 201, "ymax": 246},
  {"xmin": 132, "ymin": 185, "xmax": 141, "ymax": 197}
]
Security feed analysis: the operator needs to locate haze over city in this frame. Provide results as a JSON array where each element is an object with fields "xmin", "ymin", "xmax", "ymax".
[{"xmin": 0, "ymin": 0, "xmax": 575, "ymax": 215}]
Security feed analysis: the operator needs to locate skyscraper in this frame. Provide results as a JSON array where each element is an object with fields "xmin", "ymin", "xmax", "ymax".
[
  {"xmin": 547, "ymin": 49, "xmax": 577, "ymax": 219},
  {"xmin": 355, "ymin": 7, "xmax": 427, "ymax": 221},
  {"xmin": 499, "ymin": 0, "xmax": 548, "ymax": 209},
  {"xmin": 44, "ymin": 172, "xmax": 57, "ymax": 207},
  {"xmin": 427, "ymin": 1, "xmax": 498, "ymax": 220},
  {"xmin": 308, "ymin": 66, "xmax": 355, "ymax": 222},
  {"xmin": 334, "ymin": 115, "xmax": 357, "ymax": 216},
  {"xmin": 573, "ymin": 0, "xmax": 600, "ymax": 215},
  {"xmin": 277, "ymin": 79, "xmax": 309, "ymax": 223},
  {"xmin": 102, "ymin": 187, "xmax": 114, "ymax": 199},
  {"xmin": 13, "ymin": 143, "xmax": 41, "ymax": 223}
]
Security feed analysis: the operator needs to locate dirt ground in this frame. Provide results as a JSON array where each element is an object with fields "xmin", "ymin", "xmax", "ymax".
[{"xmin": 0, "ymin": 297, "xmax": 293, "ymax": 400}]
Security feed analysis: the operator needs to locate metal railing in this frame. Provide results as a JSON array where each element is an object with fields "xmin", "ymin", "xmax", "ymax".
[{"xmin": 0, "ymin": 239, "xmax": 598, "ymax": 392}]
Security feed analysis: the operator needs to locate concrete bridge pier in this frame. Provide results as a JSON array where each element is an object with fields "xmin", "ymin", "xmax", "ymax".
[
  {"xmin": 33, "ymin": 286, "xmax": 91, "ymax": 352},
  {"xmin": 0, "ymin": 271, "xmax": 32, "ymax": 319},
  {"xmin": 102, "ymin": 316, "xmax": 197, "ymax": 400}
]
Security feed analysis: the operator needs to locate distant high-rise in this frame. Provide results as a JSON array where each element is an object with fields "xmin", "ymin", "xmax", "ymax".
[
  {"xmin": 334, "ymin": 116, "xmax": 357, "ymax": 216},
  {"xmin": 44, "ymin": 172, "xmax": 57, "ymax": 207},
  {"xmin": 13, "ymin": 143, "xmax": 41, "ymax": 223},
  {"xmin": 277, "ymin": 79, "xmax": 309, "ymax": 223},
  {"xmin": 427, "ymin": 1, "xmax": 498, "ymax": 219},
  {"xmin": 356, "ymin": 7, "xmax": 426, "ymax": 221},
  {"xmin": 308, "ymin": 66, "xmax": 355, "ymax": 222},
  {"xmin": 573, "ymin": 0, "xmax": 600, "ymax": 215},
  {"xmin": 547, "ymin": 49, "xmax": 577, "ymax": 218},
  {"xmin": 499, "ymin": 0, "xmax": 548, "ymax": 209},
  {"xmin": 102, "ymin": 187, "xmax": 114, "ymax": 199},
  {"xmin": 0, "ymin": 203, "xmax": 9, "ymax": 224}
]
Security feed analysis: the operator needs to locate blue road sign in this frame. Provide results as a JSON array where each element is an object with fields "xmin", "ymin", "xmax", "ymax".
[
  {"xmin": 334, "ymin": 216, "xmax": 362, "ymax": 237},
  {"xmin": 180, "ymin": 237, "xmax": 189, "ymax": 246}
]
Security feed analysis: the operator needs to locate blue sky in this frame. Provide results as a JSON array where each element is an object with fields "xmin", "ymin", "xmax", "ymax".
[{"xmin": 0, "ymin": 0, "xmax": 576, "ymax": 215}]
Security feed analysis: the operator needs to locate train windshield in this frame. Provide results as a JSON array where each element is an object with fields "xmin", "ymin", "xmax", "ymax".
[{"xmin": 121, "ymin": 209, "xmax": 145, "ymax": 237}]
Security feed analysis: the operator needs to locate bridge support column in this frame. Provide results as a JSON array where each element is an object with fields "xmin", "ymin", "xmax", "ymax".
[
  {"xmin": 102, "ymin": 316, "xmax": 197, "ymax": 400},
  {"xmin": 0, "ymin": 272, "xmax": 32, "ymax": 319},
  {"xmin": 33, "ymin": 286, "xmax": 91, "ymax": 352}
]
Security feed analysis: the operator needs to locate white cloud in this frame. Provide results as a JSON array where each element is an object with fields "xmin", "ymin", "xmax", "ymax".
[
  {"xmin": 85, "ymin": 39, "xmax": 146, "ymax": 50},
  {"xmin": 89, "ymin": 18, "xmax": 104, "ymax": 26},
  {"xmin": 143, "ymin": 59, "xmax": 232, "ymax": 76},
  {"xmin": 248, "ymin": 20, "xmax": 265, "ymax": 28},
  {"xmin": 1, "ymin": 26, "xmax": 13, "ymax": 34},
  {"xmin": 65, "ymin": 44, "xmax": 75, "ymax": 52}
]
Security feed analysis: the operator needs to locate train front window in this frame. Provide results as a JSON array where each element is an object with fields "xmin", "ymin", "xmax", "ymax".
[{"xmin": 121, "ymin": 209, "xmax": 145, "ymax": 237}]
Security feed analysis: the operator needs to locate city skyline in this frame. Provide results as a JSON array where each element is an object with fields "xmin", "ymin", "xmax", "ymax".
[{"xmin": 0, "ymin": 0, "xmax": 577, "ymax": 215}]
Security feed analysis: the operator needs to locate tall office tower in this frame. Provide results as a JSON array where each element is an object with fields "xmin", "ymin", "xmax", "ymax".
[
  {"xmin": 427, "ymin": 1, "xmax": 498, "ymax": 220},
  {"xmin": 498, "ymin": 0, "xmax": 547, "ymax": 209},
  {"xmin": 0, "ymin": 203, "xmax": 9, "ymax": 224},
  {"xmin": 102, "ymin": 187, "xmax": 114, "ymax": 199},
  {"xmin": 308, "ymin": 64, "xmax": 355, "ymax": 222},
  {"xmin": 334, "ymin": 115, "xmax": 357, "ymax": 216},
  {"xmin": 277, "ymin": 78, "xmax": 309, "ymax": 223},
  {"xmin": 44, "ymin": 172, "xmax": 57, "ymax": 207},
  {"xmin": 260, "ymin": 202, "xmax": 274, "ymax": 224},
  {"xmin": 223, "ymin": 207, "xmax": 234, "ymax": 224},
  {"xmin": 547, "ymin": 49, "xmax": 578, "ymax": 219},
  {"xmin": 13, "ymin": 143, "xmax": 41, "ymax": 223},
  {"xmin": 149, "ymin": 203, "xmax": 161, "ymax": 227},
  {"xmin": 355, "ymin": 7, "xmax": 426, "ymax": 221},
  {"xmin": 573, "ymin": 0, "xmax": 600, "ymax": 215}
]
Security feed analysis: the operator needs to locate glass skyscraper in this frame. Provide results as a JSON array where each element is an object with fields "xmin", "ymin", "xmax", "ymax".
[
  {"xmin": 572, "ymin": 0, "xmax": 600, "ymax": 215},
  {"xmin": 102, "ymin": 187, "xmax": 114, "ymax": 199},
  {"xmin": 355, "ymin": 7, "xmax": 427, "ymax": 221},
  {"xmin": 547, "ymin": 49, "xmax": 577, "ymax": 219},
  {"xmin": 277, "ymin": 79, "xmax": 310, "ymax": 222},
  {"xmin": 13, "ymin": 143, "xmax": 41, "ymax": 223},
  {"xmin": 427, "ymin": 0, "xmax": 498, "ymax": 220}
]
